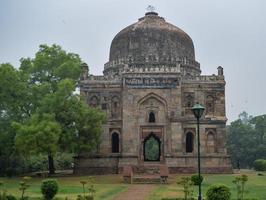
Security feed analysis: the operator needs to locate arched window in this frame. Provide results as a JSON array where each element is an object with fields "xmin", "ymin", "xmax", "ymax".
[
  {"xmin": 207, "ymin": 132, "xmax": 215, "ymax": 153},
  {"xmin": 111, "ymin": 132, "xmax": 119, "ymax": 153},
  {"xmin": 149, "ymin": 112, "xmax": 155, "ymax": 123},
  {"xmin": 186, "ymin": 132, "xmax": 194, "ymax": 153}
]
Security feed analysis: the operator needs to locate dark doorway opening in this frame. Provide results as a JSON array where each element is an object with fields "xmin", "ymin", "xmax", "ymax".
[
  {"xmin": 186, "ymin": 132, "xmax": 193, "ymax": 153},
  {"xmin": 111, "ymin": 132, "xmax": 119, "ymax": 153},
  {"xmin": 144, "ymin": 133, "xmax": 161, "ymax": 161}
]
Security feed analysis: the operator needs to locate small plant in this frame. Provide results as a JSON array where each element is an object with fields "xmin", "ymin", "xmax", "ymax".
[
  {"xmin": 206, "ymin": 184, "xmax": 231, "ymax": 200},
  {"xmin": 77, "ymin": 177, "xmax": 96, "ymax": 200},
  {"xmin": 80, "ymin": 181, "xmax": 87, "ymax": 198},
  {"xmin": 0, "ymin": 181, "xmax": 7, "ymax": 200},
  {"xmin": 177, "ymin": 177, "xmax": 194, "ymax": 200},
  {"xmin": 191, "ymin": 174, "xmax": 203, "ymax": 186},
  {"xmin": 232, "ymin": 174, "xmax": 248, "ymax": 200},
  {"xmin": 87, "ymin": 177, "xmax": 96, "ymax": 200},
  {"xmin": 41, "ymin": 179, "xmax": 59, "ymax": 200},
  {"xmin": 19, "ymin": 177, "xmax": 31, "ymax": 200}
]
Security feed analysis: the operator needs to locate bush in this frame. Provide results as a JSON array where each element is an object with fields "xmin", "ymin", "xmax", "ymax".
[
  {"xmin": 191, "ymin": 174, "xmax": 203, "ymax": 185},
  {"xmin": 6, "ymin": 195, "xmax": 17, "ymax": 200},
  {"xmin": 253, "ymin": 159, "xmax": 266, "ymax": 171},
  {"xmin": 206, "ymin": 184, "xmax": 231, "ymax": 200},
  {"xmin": 55, "ymin": 153, "xmax": 73, "ymax": 170},
  {"xmin": 26, "ymin": 155, "xmax": 48, "ymax": 172},
  {"xmin": 41, "ymin": 179, "xmax": 59, "ymax": 200}
]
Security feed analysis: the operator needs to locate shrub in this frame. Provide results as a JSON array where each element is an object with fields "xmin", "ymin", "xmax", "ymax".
[
  {"xmin": 190, "ymin": 174, "xmax": 203, "ymax": 185},
  {"xmin": 6, "ymin": 195, "xmax": 17, "ymax": 200},
  {"xmin": 55, "ymin": 153, "xmax": 73, "ymax": 170},
  {"xmin": 41, "ymin": 179, "xmax": 59, "ymax": 200},
  {"xmin": 253, "ymin": 159, "xmax": 266, "ymax": 171},
  {"xmin": 206, "ymin": 184, "xmax": 231, "ymax": 200},
  {"xmin": 26, "ymin": 155, "xmax": 48, "ymax": 172}
]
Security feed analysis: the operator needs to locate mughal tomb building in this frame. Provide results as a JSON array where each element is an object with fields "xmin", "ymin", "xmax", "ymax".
[{"xmin": 75, "ymin": 11, "xmax": 232, "ymax": 174}]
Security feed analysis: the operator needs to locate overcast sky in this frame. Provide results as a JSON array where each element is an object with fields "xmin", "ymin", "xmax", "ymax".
[{"xmin": 1, "ymin": 0, "xmax": 266, "ymax": 123}]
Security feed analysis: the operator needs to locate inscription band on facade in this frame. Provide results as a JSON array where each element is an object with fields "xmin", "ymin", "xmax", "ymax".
[{"xmin": 124, "ymin": 77, "xmax": 179, "ymax": 88}]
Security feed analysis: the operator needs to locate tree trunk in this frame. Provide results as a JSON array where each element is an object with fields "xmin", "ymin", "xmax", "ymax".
[{"xmin": 48, "ymin": 153, "xmax": 55, "ymax": 174}]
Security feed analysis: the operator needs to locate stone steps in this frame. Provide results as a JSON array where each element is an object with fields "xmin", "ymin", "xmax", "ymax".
[
  {"xmin": 132, "ymin": 175, "xmax": 161, "ymax": 184},
  {"xmin": 123, "ymin": 164, "xmax": 169, "ymax": 184}
]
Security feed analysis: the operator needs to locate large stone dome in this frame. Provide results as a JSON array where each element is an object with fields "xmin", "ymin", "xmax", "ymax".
[
  {"xmin": 104, "ymin": 12, "xmax": 200, "ymax": 77},
  {"xmin": 110, "ymin": 12, "xmax": 195, "ymax": 61}
]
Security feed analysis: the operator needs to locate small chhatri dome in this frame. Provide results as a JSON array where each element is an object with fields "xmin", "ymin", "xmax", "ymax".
[{"xmin": 104, "ymin": 11, "xmax": 200, "ymax": 76}]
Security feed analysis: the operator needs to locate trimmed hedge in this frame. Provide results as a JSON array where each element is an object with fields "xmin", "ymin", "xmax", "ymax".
[
  {"xmin": 206, "ymin": 184, "xmax": 231, "ymax": 200},
  {"xmin": 191, "ymin": 174, "xmax": 203, "ymax": 185},
  {"xmin": 41, "ymin": 179, "xmax": 58, "ymax": 200},
  {"xmin": 253, "ymin": 159, "xmax": 266, "ymax": 171}
]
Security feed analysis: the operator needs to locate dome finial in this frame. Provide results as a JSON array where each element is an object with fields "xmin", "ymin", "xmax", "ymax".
[
  {"xmin": 147, "ymin": 5, "xmax": 155, "ymax": 13},
  {"xmin": 145, "ymin": 5, "xmax": 158, "ymax": 16}
]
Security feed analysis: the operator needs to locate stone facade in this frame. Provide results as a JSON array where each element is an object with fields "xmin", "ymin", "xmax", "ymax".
[{"xmin": 74, "ymin": 11, "xmax": 232, "ymax": 174}]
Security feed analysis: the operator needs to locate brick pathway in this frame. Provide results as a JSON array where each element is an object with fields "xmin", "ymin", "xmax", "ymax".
[{"xmin": 114, "ymin": 184, "xmax": 155, "ymax": 200}]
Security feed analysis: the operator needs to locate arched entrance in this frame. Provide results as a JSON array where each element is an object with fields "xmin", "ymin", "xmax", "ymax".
[{"xmin": 143, "ymin": 133, "xmax": 161, "ymax": 161}]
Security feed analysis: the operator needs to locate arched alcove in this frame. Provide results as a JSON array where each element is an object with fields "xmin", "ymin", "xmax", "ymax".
[
  {"xmin": 207, "ymin": 132, "xmax": 215, "ymax": 153},
  {"xmin": 186, "ymin": 132, "xmax": 194, "ymax": 153},
  {"xmin": 206, "ymin": 95, "xmax": 215, "ymax": 114},
  {"xmin": 89, "ymin": 96, "xmax": 99, "ymax": 107},
  {"xmin": 111, "ymin": 132, "xmax": 119, "ymax": 153}
]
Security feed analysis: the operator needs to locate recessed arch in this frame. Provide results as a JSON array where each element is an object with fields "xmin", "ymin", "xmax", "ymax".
[
  {"xmin": 206, "ymin": 95, "xmax": 215, "ymax": 114},
  {"xmin": 89, "ymin": 96, "xmax": 99, "ymax": 107},
  {"xmin": 206, "ymin": 131, "xmax": 215, "ymax": 153},
  {"xmin": 111, "ymin": 96, "xmax": 120, "ymax": 118},
  {"xmin": 137, "ymin": 92, "xmax": 167, "ymax": 109}
]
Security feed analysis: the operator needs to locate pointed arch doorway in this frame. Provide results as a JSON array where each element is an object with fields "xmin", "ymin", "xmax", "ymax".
[{"xmin": 143, "ymin": 133, "xmax": 161, "ymax": 162}]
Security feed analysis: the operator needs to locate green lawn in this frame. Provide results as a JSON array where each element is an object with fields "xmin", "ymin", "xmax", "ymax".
[
  {"xmin": 1, "ymin": 171, "xmax": 266, "ymax": 200},
  {"xmin": 148, "ymin": 171, "xmax": 266, "ymax": 200},
  {"xmin": 0, "ymin": 175, "xmax": 128, "ymax": 200}
]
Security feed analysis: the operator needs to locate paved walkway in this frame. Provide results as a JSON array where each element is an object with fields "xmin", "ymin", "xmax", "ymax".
[{"xmin": 114, "ymin": 184, "xmax": 155, "ymax": 200}]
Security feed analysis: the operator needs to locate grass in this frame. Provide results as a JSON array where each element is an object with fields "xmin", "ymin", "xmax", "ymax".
[
  {"xmin": 1, "ymin": 170, "xmax": 265, "ymax": 200},
  {"xmin": 148, "ymin": 170, "xmax": 266, "ymax": 200},
  {"xmin": 0, "ymin": 175, "xmax": 128, "ymax": 200}
]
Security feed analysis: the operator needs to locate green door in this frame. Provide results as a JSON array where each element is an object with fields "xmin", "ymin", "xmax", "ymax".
[{"xmin": 144, "ymin": 134, "xmax": 161, "ymax": 161}]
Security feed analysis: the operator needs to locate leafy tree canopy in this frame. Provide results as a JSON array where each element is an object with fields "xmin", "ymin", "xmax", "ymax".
[
  {"xmin": 13, "ymin": 113, "xmax": 61, "ymax": 156},
  {"xmin": 0, "ymin": 44, "xmax": 106, "ymax": 175},
  {"xmin": 227, "ymin": 112, "xmax": 266, "ymax": 168}
]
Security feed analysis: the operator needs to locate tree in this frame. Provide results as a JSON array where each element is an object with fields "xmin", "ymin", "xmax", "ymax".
[
  {"xmin": 12, "ymin": 44, "xmax": 105, "ymax": 174},
  {"xmin": 0, "ymin": 63, "xmax": 29, "ymax": 175},
  {"xmin": 227, "ymin": 112, "xmax": 266, "ymax": 168},
  {"xmin": 36, "ymin": 78, "xmax": 106, "ymax": 154},
  {"xmin": 1, "ymin": 44, "xmax": 106, "ymax": 174},
  {"xmin": 13, "ymin": 113, "xmax": 61, "ymax": 174}
]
